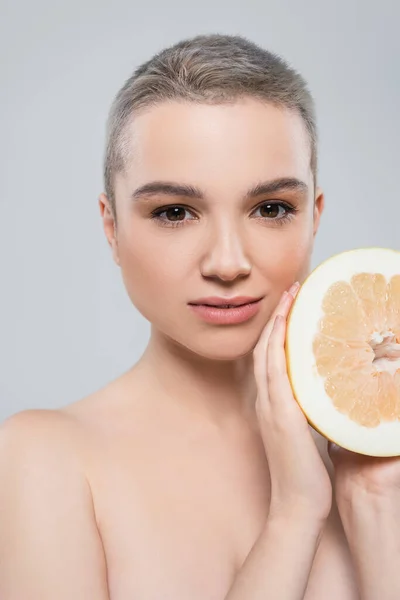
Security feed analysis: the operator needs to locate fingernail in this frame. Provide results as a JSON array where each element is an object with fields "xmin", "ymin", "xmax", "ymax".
[{"xmin": 289, "ymin": 282, "xmax": 300, "ymax": 295}]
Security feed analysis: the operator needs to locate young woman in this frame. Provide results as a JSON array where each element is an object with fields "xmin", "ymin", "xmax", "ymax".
[{"xmin": 1, "ymin": 33, "xmax": 399, "ymax": 600}]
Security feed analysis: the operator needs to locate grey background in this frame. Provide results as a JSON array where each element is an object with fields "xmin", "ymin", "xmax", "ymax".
[{"xmin": 1, "ymin": 0, "xmax": 398, "ymax": 421}]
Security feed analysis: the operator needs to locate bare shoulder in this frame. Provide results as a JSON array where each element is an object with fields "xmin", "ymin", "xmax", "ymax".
[
  {"xmin": 0, "ymin": 406, "xmax": 94, "ymax": 519},
  {"xmin": 0, "ymin": 407, "xmax": 85, "ymax": 465},
  {"xmin": 0, "ymin": 407, "xmax": 111, "ymax": 599},
  {"xmin": 0, "ymin": 396, "xmax": 106, "ymax": 492}
]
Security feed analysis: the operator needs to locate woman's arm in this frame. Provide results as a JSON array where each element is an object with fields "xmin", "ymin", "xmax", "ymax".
[
  {"xmin": 337, "ymin": 495, "xmax": 400, "ymax": 600},
  {"xmin": 225, "ymin": 513, "xmax": 325, "ymax": 600},
  {"xmin": 328, "ymin": 444, "xmax": 400, "ymax": 600},
  {"xmin": 225, "ymin": 285, "xmax": 332, "ymax": 599},
  {"xmin": 0, "ymin": 410, "xmax": 110, "ymax": 600}
]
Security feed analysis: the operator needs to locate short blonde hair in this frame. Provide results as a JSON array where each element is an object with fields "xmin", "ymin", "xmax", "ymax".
[{"xmin": 104, "ymin": 33, "xmax": 318, "ymax": 216}]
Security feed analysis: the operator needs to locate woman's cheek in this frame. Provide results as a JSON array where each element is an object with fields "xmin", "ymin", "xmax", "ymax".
[{"xmin": 261, "ymin": 232, "xmax": 312, "ymax": 282}]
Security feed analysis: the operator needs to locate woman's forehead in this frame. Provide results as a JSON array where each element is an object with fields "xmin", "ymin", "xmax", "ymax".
[{"xmin": 115, "ymin": 99, "xmax": 313, "ymax": 202}]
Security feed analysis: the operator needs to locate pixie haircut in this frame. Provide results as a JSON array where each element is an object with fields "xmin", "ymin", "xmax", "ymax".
[{"xmin": 104, "ymin": 33, "xmax": 318, "ymax": 217}]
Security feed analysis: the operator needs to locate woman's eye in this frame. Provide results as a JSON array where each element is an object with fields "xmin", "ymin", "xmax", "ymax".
[
  {"xmin": 254, "ymin": 203, "xmax": 287, "ymax": 219},
  {"xmin": 163, "ymin": 207, "xmax": 186, "ymax": 221},
  {"xmin": 152, "ymin": 206, "xmax": 195, "ymax": 225}
]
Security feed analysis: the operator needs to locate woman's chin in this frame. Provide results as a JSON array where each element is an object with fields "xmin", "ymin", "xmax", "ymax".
[
  {"xmin": 184, "ymin": 337, "xmax": 257, "ymax": 362},
  {"xmin": 151, "ymin": 319, "xmax": 263, "ymax": 361}
]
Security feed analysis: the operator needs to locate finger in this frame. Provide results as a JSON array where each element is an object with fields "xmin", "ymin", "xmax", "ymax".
[
  {"xmin": 253, "ymin": 300, "xmax": 288, "ymax": 388},
  {"xmin": 256, "ymin": 283, "xmax": 299, "ymax": 352},
  {"xmin": 266, "ymin": 315, "xmax": 296, "ymax": 408},
  {"xmin": 254, "ymin": 282, "xmax": 299, "ymax": 379},
  {"xmin": 288, "ymin": 281, "xmax": 301, "ymax": 298},
  {"xmin": 268, "ymin": 282, "xmax": 300, "ymax": 334}
]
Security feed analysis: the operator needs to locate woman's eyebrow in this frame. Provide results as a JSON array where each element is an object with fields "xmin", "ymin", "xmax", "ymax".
[
  {"xmin": 131, "ymin": 181, "xmax": 204, "ymax": 200},
  {"xmin": 246, "ymin": 178, "xmax": 309, "ymax": 198},
  {"xmin": 130, "ymin": 177, "xmax": 309, "ymax": 201}
]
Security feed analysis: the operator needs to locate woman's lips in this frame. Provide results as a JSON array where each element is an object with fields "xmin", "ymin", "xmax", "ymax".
[{"xmin": 188, "ymin": 299, "xmax": 263, "ymax": 324}]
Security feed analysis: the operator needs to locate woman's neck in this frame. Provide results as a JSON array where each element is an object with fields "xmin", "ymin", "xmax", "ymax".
[{"xmin": 134, "ymin": 326, "xmax": 258, "ymax": 428}]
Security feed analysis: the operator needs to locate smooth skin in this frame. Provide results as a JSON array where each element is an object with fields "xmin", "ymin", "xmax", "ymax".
[{"xmin": 1, "ymin": 98, "xmax": 397, "ymax": 599}]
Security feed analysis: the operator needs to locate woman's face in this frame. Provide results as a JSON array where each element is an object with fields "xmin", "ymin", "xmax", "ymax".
[{"xmin": 100, "ymin": 98, "xmax": 324, "ymax": 360}]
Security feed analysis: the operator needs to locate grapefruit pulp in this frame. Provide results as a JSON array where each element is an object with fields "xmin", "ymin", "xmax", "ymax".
[{"xmin": 286, "ymin": 248, "xmax": 400, "ymax": 456}]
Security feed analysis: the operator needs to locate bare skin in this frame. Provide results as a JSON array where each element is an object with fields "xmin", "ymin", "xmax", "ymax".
[
  {"xmin": 0, "ymin": 99, "xmax": 361, "ymax": 598},
  {"xmin": 0, "ymin": 367, "xmax": 359, "ymax": 600}
]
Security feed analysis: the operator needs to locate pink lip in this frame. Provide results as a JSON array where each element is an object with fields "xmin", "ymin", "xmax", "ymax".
[
  {"xmin": 189, "ymin": 296, "xmax": 262, "ymax": 307},
  {"xmin": 188, "ymin": 298, "xmax": 263, "ymax": 324}
]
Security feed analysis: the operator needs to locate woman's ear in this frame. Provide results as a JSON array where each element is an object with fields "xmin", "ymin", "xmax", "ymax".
[
  {"xmin": 313, "ymin": 187, "xmax": 325, "ymax": 238},
  {"xmin": 98, "ymin": 193, "xmax": 120, "ymax": 266}
]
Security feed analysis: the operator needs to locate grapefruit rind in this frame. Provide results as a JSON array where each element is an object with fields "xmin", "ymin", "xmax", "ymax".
[{"xmin": 286, "ymin": 247, "xmax": 400, "ymax": 457}]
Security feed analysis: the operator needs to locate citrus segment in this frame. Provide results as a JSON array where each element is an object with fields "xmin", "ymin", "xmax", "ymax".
[
  {"xmin": 319, "ymin": 281, "xmax": 367, "ymax": 341},
  {"xmin": 313, "ymin": 334, "xmax": 373, "ymax": 377},
  {"xmin": 375, "ymin": 370, "xmax": 399, "ymax": 421},
  {"xmin": 386, "ymin": 274, "xmax": 400, "ymax": 339},
  {"xmin": 350, "ymin": 273, "xmax": 387, "ymax": 335}
]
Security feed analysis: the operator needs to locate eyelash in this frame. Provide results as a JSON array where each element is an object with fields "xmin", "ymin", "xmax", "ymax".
[{"xmin": 150, "ymin": 202, "xmax": 298, "ymax": 228}]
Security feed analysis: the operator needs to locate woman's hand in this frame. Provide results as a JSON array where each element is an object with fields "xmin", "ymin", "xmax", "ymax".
[
  {"xmin": 328, "ymin": 442, "xmax": 400, "ymax": 503},
  {"xmin": 253, "ymin": 283, "xmax": 332, "ymax": 524}
]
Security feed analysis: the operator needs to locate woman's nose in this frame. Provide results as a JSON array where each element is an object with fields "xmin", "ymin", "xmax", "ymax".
[{"xmin": 200, "ymin": 226, "xmax": 252, "ymax": 282}]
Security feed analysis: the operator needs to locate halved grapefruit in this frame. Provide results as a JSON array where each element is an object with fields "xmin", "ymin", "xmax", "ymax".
[{"xmin": 286, "ymin": 248, "xmax": 400, "ymax": 456}]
